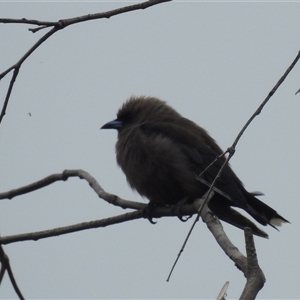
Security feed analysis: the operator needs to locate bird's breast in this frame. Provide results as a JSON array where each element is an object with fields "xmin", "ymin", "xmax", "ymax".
[{"xmin": 115, "ymin": 128, "xmax": 204, "ymax": 205}]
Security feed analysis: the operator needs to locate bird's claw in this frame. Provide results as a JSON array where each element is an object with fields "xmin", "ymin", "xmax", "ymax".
[
  {"xmin": 177, "ymin": 214, "xmax": 193, "ymax": 222},
  {"xmin": 171, "ymin": 198, "xmax": 192, "ymax": 222},
  {"xmin": 147, "ymin": 217, "xmax": 157, "ymax": 224},
  {"xmin": 142, "ymin": 200, "xmax": 193, "ymax": 223},
  {"xmin": 142, "ymin": 202, "xmax": 157, "ymax": 224}
]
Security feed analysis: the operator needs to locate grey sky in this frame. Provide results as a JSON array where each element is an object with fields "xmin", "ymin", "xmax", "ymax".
[{"xmin": 1, "ymin": 1, "xmax": 300, "ymax": 299}]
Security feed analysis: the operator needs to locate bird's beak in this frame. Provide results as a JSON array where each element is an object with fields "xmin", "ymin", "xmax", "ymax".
[{"xmin": 101, "ymin": 119, "xmax": 123, "ymax": 130}]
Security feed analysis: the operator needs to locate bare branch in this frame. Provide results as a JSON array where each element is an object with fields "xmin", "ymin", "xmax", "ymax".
[
  {"xmin": 231, "ymin": 50, "xmax": 300, "ymax": 150},
  {"xmin": 170, "ymin": 50, "xmax": 300, "ymax": 278},
  {"xmin": 0, "ymin": 68, "xmax": 19, "ymax": 123},
  {"xmin": 0, "ymin": 26, "xmax": 58, "ymax": 124},
  {"xmin": 0, "ymin": 254, "xmax": 5, "ymax": 285},
  {"xmin": 201, "ymin": 204, "xmax": 248, "ymax": 273},
  {"xmin": 240, "ymin": 228, "xmax": 265, "ymax": 300},
  {"xmin": 199, "ymin": 50, "xmax": 300, "ymax": 201},
  {"xmin": 0, "ymin": 243, "xmax": 25, "ymax": 299},
  {"xmin": 0, "ymin": 176, "xmax": 265, "ymax": 298},
  {"xmin": 31, "ymin": 0, "xmax": 171, "ymax": 33},
  {"xmin": 0, "ymin": 210, "xmax": 143, "ymax": 245},
  {"xmin": 0, "ymin": 169, "xmax": 202, "ymax": 245},
  {"xmin": 216, "ymin": 281, "xmax": 229, "ymax": 300},
  {"xmin": 166, "ymin": 192, "xmax": 215, "ymax": 282},
  {"xmin": 0, "ymin": 0, "xmax": 171, "ymax": 32},
  {"xmin": 0, "ymin": 17, "xmax": 56, "ymax": 27},
  {"xmin": 0, "ymin": 204, "xmax": 201, "ymax": 245},
  {"xmin": 0, "ymin": 169, "xmax": 143, "ymax": 209},
  {"xmin": 0, "ymin": 0, "xmax": 171, "ymax": 124},
  {"xmin": 202, "ymin": 205, "xmax": 265, "ymax": 299}
]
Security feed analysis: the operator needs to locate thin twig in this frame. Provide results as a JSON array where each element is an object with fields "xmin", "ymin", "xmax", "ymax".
[
  {"xmin": 0, "ymin": 210, "xmax": 143, "ymax": 245},
  {"xmin": 167, "ymin": 50, "xmax": 300, "ymax": 280},
  {"xmin": 0, "ymin": 0, "xmax": 171, "ymax": 32},
  {"xmin": 167, "ymin": 153, "xmax": 233, "ymax": 281},
  {"xmin": 166, "ymin": 192, "xmax": 214, "ymax": 282},
  {"xmin": 232, "ymin": 50, "xmax": 300, "ymax": 149},
  {"xmin": 0, "ymin": 244, "xmax": 25, "ymax": 300},
  {"xmin": 0, "ymin": 169, "xmax": 143, "ymax": 209},
  {"xmin": 0, "ymin": 67, "xmax": 19, "ymax": 123},
  {"xmin": 0, "ymin": 0, "xmax": 171, "ymax": 124},
  {"xmin": 30, "ymin": 0, "xmax": 171, "ymax": 33},
  {"xmin": 0, "ymin": 26, "xmax": 58, "ymax": 123},
  {"xmin": 0, "ymin": 17, "xmax": 56, "ymax": 27}
]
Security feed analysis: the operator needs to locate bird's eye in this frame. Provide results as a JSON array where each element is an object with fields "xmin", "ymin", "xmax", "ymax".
[{"xmin": 118, "ymin": 111, "xmax": 133, "ymax": 123}]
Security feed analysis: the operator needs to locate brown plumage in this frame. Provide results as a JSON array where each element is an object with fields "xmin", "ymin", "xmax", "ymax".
[{"xmin": 101, "ymin": 96, "xmax": 289, "ymax": 238}]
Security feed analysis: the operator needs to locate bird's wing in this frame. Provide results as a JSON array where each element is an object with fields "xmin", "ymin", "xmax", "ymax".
[{"xmin": 140, "ymin": 120, "xmax": 248, "ymax": 207}]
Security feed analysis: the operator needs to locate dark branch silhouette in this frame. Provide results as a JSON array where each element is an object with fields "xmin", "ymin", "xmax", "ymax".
[
  {"xmin": 202, "ymin": 205, "xmax": 265, "ymax": 299},
  {"xmin": 0, "ymin": 173, "xmax": 265, "ymax": 297},
  {"xmin": 0, "ymin": 0, "xmax": 170, "ymax": 124},
  {"xmin": 0, "ymin": 0, "xmax": 171, "ymax": 33},
  {"xmin": 0, "ymin": 242, "xmax": 25, "ymax": 300},
  {"xmin": 0, "ymin": 169, "xmax": 204, "ymax": 244}
]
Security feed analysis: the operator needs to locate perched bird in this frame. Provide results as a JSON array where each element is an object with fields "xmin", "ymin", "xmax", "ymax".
[{"xmin": 101, "ymin": 96, "xmax": 289, "ymax": 238}]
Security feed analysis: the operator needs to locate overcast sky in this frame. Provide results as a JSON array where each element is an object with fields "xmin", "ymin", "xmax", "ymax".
[{"xmin": 1, "ymin": 1, "xmax": 300, "ymax": 299}]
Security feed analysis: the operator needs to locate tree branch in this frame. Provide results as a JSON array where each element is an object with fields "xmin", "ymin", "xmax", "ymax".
[
  {"xmin": 0, "ymin": 243, "xmax": 25, "ymax": 299},
  {"xmin": 0, "ymin": 0, "xmax": 171, "ymax": 124},
  {"xmin": 0, "ymin": 210, "xmax": 143, "ymax": 245},
  {"xmin": 0, "ymin": 169, "xmax": 144, "ymax": 209},
  {"xmin": 240, "ymin": 228, "xmax": 265, "ymax": 299},
  {"xmin": 0, "ymin": 0, "xmax": 171, "ymax": 32},
  {"xmin": 202, "ymin": 204, "xmax": 265, "ymax": 299},
  {"xmin": 231, "ymin": 50, "xmax": 300, "ymax": 150},
  {"xmin": 0, "ymin": 169, "xmax": 201, "ymax": 245}
]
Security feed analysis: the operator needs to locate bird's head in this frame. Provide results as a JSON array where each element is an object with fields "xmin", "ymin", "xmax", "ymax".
[{"xmin": 101, "ymin": 96, "xmax": 181, "ymax": 131}]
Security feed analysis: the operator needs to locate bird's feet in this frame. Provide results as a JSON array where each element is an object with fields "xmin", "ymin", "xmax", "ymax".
[
  {"xmin": 142, "ymin": 200, "xmax": 193, "ymax": 223},
  {"xmin": 142, "ymin": 202, "xmax": 157, "ymax": 224},
  {"xmin": 171, "ymin": 198, "xmax": 193, "ymax": 222}
]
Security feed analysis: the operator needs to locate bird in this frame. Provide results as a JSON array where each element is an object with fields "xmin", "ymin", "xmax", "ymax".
[{"xmin": 101, "ymin": 96, "xmax": 289, "ymax": 238}]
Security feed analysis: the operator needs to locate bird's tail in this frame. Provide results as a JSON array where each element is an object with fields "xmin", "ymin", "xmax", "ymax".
[
  {"xmin": 208, "ymin": 199, "xmax": 270, "ymax": 238},
  {"xmin": 244, "ymin": 192, "xmax": 289, "ymax": 230},
  {"xmin": 208, "ymin": 193, "xmax": 289, "ymax": 238}
]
